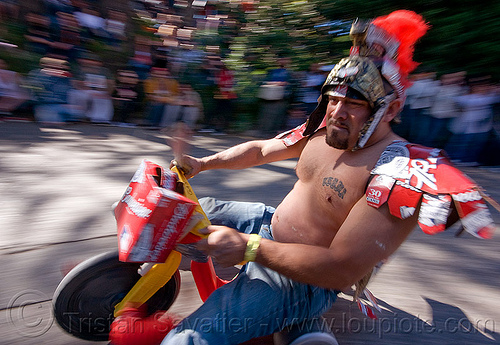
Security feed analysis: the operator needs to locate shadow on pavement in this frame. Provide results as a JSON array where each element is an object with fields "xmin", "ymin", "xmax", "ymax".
[{"xmin": 325, "ymin": 295, "xmax": 498, "ymax": 344}]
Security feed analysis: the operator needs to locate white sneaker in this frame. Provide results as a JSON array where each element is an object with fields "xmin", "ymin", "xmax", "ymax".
[{"xmin": 289, "ymin": 332, "xmax": 339, "ymax": 345}]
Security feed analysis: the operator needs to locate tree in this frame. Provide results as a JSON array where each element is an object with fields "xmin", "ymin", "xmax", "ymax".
[
  {"xmin": 219, "ymin": 0, "xmax": 500, "ymax": 79},
  {"xmin": 225, "ymin": 0, "xmax": 351, "ymax": 71},
  {"xmin": 315, "ymin": 0, "xmax": 500, "ymax": 79}
]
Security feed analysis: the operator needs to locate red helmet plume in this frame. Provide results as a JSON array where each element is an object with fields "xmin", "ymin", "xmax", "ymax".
[{"xmin": 372, "ymin": 10, "xmax": 429, "ymax": 85}]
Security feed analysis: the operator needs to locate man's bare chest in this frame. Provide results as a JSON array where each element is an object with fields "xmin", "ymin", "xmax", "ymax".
[{"xmin": 296, "ymin": 135, "xmax": 375, "ymax": 209}]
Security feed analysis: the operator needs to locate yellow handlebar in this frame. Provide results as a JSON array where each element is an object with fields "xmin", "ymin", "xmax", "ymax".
[{"xmin": 171, "ymin": 166, "xmax": 211, "ymax": 238}]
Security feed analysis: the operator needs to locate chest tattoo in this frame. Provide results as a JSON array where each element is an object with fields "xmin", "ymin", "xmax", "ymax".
[{"xmin": 322, "ymin": 176, "xmax": 347, "ymax": 199}]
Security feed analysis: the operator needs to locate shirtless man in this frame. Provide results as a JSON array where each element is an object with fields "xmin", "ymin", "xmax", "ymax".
[
  {"xmin": 110, "ymin": 11, "xmax": 494, "ymax": 345},
  {"xmin": 184, "ymin": 92, "xmax": 413, "ymax": 284}
]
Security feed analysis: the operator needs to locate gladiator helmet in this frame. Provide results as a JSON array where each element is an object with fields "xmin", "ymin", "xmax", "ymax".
[{"xmin": 304, "ymin": 11, "xmax": 429, "ymax": 150}]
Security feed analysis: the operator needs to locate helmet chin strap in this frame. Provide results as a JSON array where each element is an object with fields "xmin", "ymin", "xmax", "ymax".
[{"xmin": 353, "ymin": 93, "xmax": 396, "ymax": 151}]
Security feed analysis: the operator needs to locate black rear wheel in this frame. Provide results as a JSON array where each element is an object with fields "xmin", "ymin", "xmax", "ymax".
[{"xmin": 52, "ymin": 251, "xmax": 180, "ymax": 341}]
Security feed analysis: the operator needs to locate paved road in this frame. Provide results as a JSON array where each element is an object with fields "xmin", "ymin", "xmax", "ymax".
[{"xmin": 0, "ymin": 122, "xmax": 498, "ymax": 345}]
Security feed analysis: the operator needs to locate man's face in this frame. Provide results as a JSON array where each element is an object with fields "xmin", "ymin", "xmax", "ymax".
[{"xmin": 325, "ymin": 95, "xmax": 371, "ymax": 150}]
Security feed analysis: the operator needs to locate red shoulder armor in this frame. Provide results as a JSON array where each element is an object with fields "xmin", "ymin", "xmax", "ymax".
[
  {"xmin": 275, "ymin": 122, "xmax": 308, "ymax": 146},
  {"xmin": 366, "ymin": 141, "xmax": 494, "ymax": 239}
]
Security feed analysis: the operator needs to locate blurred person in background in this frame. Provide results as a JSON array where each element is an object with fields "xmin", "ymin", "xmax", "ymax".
[
  {"xmin": 176, "ymin": 83, "xmax": 203, "ymax": 130},
  {"xmin": 445, "ymin": 75, "xmax": 500, "ymax": 166},
  {"xmin": 74, "ymin": 2, "xmax": 109, "ymax": 42},
  {"xmin": 24, "ymin": 12, "xmax": 54, "ymax": 56},
  {"xmin": 27, "ymin": 56, "xmax": 78, "ymax": 123},
  {"xmin": 105, "ymin": 9, "xmax": 127, "ymax": 48},
  {"xmin": 208, "ymin": 60, "xmax": 236, "ymax": 133},
  {"xmin": 42, "ymin": 0, "xmax": 74, "ymax": 17},
  {"xmin": 298, "ymin": 62, "xmax": 325, "ymax": 116},
  {"xmin": 71, "ymin": 52, "xmax": 114, "ymax": 123},
  {"xmin": 25, "ymin": 6, "xmax": 80, "ymax": 60},
  {"xmin": 54, "ymin": 11, "xmax": 82, "ymax": 61},
  {"xmin": 285, "ymin": 103, "xmax": 308, "ymax": 129},
  {"xmin": 400, "ymin": 68, "xmax": 439, "ymax": 144},
  {"xmin": 197, "ymin": 56, "xmax": 220, "ymax": 132},
  {"xmin": 143, "ymin": 66, "xmax": 180, "ymax": 128},
  {"xmin": 427, "ymin": 71, "xmax": 467, "ymax": 148},
  {"xmin": 289, "ymin": 62, "xmax": 326, "ymax": 129},
  {"xmin": 0, "ymin": 59, "xmax": 30, "ymax": 118},
  {"xmin": 257, "ymin": 56, "xmax": 293, "ymax": 136},
  {"xmin": 128, "ymin": 36, "xmax": 154, "ymax": 81},
  {"xmin": 112, "ymin": 69, "xmax": 140, "ymax": 126}
]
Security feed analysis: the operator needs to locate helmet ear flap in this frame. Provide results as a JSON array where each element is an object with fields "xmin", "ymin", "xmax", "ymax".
[{"xmin": 303, "ymin": 97, "xmax": 328, "ymax": 137}]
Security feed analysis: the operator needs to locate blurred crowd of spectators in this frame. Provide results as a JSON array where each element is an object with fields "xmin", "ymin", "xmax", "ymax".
[
  {"xmin": 0, "ymin": 0, "xmax": 238, "ymax": 130},
  {"xmin": 394, "ymin": 70, "xmax": 500, "ymax": 166},
  {"xmin": 0, "ymin": 0, "xmax": 332, "ymax": 135},
  {"xmin": 0, "ymin": 52, "xmax": 206, "ymax": 129}
]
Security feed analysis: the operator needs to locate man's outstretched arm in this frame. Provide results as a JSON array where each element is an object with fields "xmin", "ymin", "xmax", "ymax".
[
  {"xmin": 198, "ymin": 198, "xmax": 418, "ymax": 291},
  {"xmin": 174, "ymin": 137, "xmax": 307, "ymax": 178}
]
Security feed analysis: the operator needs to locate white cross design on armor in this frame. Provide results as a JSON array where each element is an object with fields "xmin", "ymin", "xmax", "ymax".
[{"xmin": 408, "ymin": 159, "xmax": 437, "ymax": 190}]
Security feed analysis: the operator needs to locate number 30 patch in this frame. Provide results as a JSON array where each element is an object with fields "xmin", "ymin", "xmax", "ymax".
[{"xmin": 365, "ymin": 175, "xmax": 394, "ymax": 208}]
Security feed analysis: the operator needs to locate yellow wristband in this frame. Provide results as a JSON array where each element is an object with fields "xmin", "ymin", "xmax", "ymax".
[{"xmin": 244, "ymin": 234, "xmax": 262, "ymax": 262}]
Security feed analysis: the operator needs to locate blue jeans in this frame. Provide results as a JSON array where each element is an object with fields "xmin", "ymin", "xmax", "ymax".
[
  {"xmin": 162, "ymin": 197, "xmax": 338, "ymax": 345},
  {"xmin": 147, "ymin": 103, "xmax": 165, "ymax": 126},
  {"xmin": 34, "ymin": 104, "xmax": 79, "ymax": 123}
]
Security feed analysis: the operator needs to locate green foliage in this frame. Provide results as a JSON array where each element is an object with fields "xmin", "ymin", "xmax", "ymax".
[
  {"xmin": 213, "ymin": 0, "xmax": 500, "ymax": 81},
  {"xmin": 0, "ymin": 49, "xmax": 41, "ymax": 75},
  {"xmin": 0, "ymin": 22, "xmax": 40, "ymax": 74},
  {"xmin": 417, "ymin": 1, "xmax": 500, "ymax": 78},
  {"xmin": 231, "ymin": 0, "xmax": 350, "ymax": 70},
  {"xmin": 316, "ymin": 0, "xmax": 500, "ymax": 79}
]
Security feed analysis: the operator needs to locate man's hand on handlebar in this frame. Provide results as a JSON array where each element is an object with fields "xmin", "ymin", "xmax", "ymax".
[
  {"xmin": 170, "ymin": 154, "xmax": 202, "ymax": 179},
  {"xmin": 196, "ymin": 226, "xmax": 248, "ymax": 267},
  {"xmin": 167, "ymin": 121, "xmax": 203, "ymax": 179}
]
